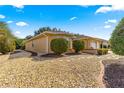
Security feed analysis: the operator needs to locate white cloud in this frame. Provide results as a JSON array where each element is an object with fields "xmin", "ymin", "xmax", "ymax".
[
  {"xmin": 14, "ymin": 31, "xmax": 23, "ymax": 38},
  {"xmin": 12, "ymin": 5, "xmax": 24, "ymax": 13},
  {"xmin": 16, "ymin": 22, "xmax": 28, "ymax": 27},
  {"xmin": 70, "ymin": 17, "xmax": 77, "ymax": 21},
  {"xmin": 12, "ymin": 5, "xmax": 24, "ymax": 9},
  {"xmin": 16, "ymin": 9, "xmax": 24, "ymax": 13},
  {"xmin": 15, "ymin": 31, "xmax": 21, "ymax": 34},
  {"xmin": 7, "ymin": 21, "xmax": 13, "ymax": 24},
  {"xmin": 80, "ymin": 5, "xmax": 96, "ymax": 8},
  {"xmin": 95, "ymin": 6, "xmax": 112, "ymax": 14},
  {"xmin": 95, "ymin": 5, "xmax": 124, "ymax": 14},
  {"xmin": 104, "ymin": 25, "xmax": 111, "ymax": 28},
  {"xmin": 80, "ymin": 5, "xmax": 89, "ymax": 7},
  {"xmin": 0, "ymin": 14, "xmax": 5, "ymax": 19},
  {"xmin": 105, "ymin": 19, "xmax": 117, "ymax": 24}
]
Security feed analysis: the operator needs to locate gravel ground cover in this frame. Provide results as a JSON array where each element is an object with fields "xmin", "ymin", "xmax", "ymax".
[
  {"xmin": 0, "ymin": 53, "xmax": 10, "ymax": 63},
  {"xmin": 0, "ymin": 51, "xmax": 101, "ymax": 88},
  {"xmin": 1, "ymin": 50, "xmax": 124, "ymax": 88}
]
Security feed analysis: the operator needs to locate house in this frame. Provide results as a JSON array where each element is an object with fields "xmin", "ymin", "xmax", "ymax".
[
  {"xmin": 25, "ymin": 31, "xmax": 108, "ymax": 55},
  {"xmin": 25, "ymin": 31, "xmax": 74, "ymax": 56},
  {"xmin": 79, "ymin": 35, "xmax": 108, "ymax": 54}
]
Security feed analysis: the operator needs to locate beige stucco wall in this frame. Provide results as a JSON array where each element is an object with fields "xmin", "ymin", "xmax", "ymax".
[
  {"xmin": 102, "ymin": 41, "xmax": 108, "ymax": 46},
  {"xmin": 96, "ymin": 41, "xmax": 100, "ymax": 49},
  {"xmin": 81, "ymin": 39, "xmax": 102, "ymax": 49},
  {"xmin": 25, "ymin": 41, "xmax": 34, "ymax": 52},
  {"xmin": 82, "ymin": 39, "xmax": 88, "ymax": 49},
  {"xmin": 90, "ymin": 40, "xmax": 98, "ymax": 49},
  {"xmin": 25, "ymin": 34, "xmax": 72, "ymax": 54},
  {"xmin": 25, "ymin": 36, "xmax": 48, "ymax": 54},
  {"xmin": 83, "ymin": 49, "xmax": 98, "ymax": 54}
]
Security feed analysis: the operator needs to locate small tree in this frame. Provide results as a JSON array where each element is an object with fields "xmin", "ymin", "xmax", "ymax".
[
  {"xmin": 0, "ymin": 22, "xmax": 15, "ymax": 54},
  {"xmin": 25, "ymin": 35, "xmax": 33, "ymax": 39},
  {"xmin": 50, "ymin": 38, "xmax": 68, "ymax": 55},
  {"xmin": 73, "ymin": 40, "xmax": 84, "ymax": 53},
  {"xmin": 110, "ymin": 17, "xmax": 124, "ymax": 55},
  {"xmin": 15, "ymin": 38, "xmax": 24, "ymax": 49},
  {"xmin": 21, "ymin": 40, "xmax": 26, "ymax": 50},
  {"xmin": 0, "ymin": 36, "xmax": 15, "ymax": 54}
]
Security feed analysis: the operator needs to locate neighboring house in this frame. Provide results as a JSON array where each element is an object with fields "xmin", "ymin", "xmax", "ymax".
[
  {"xmin": 25, "ymin": 31, "xmax": 108, "ymax": 55},
  {"xmin": 79, "ymin": 35, "xmax": 108, "ymax": 54}
]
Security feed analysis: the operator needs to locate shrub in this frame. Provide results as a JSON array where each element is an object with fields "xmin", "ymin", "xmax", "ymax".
[
  {"xmin": 100, "ymin": 44, "xmax": 107, "ymax": 48},
  {"xmin": 21, "ymin": 40, "xmax": 26, "ymax": 50},
  {"xmin": 73, "ymin": 40, "xmax": 84, "ymax": 53},
  {"xmin": 0, "ymin": 22, "xmax": 15, "ymax": 54},
  {"xmin": 50, "ymin": 38, "xmax": 68, "ymax": 55},
  {"xmin": 100, "ymin": 44, "xmax": 102, "ymax": 48},
  {"xmin": 110, "ymin": 18, "xmax": 124, "ymax": 55},
  {"xmin": 8, "ymin": 39, "xmax": 16, "ymax": 52},
  {"xmin": 97, "ymin": 48, "xmax": 108, "ymax": 55},
  {"xmin": 0, "ymin": 37, "xmax": 8, "ymax": 54},
  {"xmin": 108, "ymin": 45, "xmax": 111, "ymax": 49},
  {"xmin": 0, "ymin": 37, "xmax": 15, "ymax": 54},
  {"xmin": 15, "ymin": 38, "xmax": 24, "ymax": 49},
  {"xmin": 103, "ymin": 45, "xmax": 107, "ymax": 48}
]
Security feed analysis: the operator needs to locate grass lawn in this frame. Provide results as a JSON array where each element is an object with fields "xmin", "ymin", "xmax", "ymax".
[{"xmin": 0, "ymin": 52, "xmax": 101, "ymax": 88}]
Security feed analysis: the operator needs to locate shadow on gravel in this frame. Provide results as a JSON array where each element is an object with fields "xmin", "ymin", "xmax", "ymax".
[
  {"xmin": 31, "ymin": 53, "xmax": 66, "ymax": 62},
  {"xmin": 31, "ymin": 52, "xmax": 92, "ymax": 62},
  {"xmin": 102, "ymin": 58, "xmax": 124, "ymax": 88},
  {"xmin": 9, "ymin": 50, "xmax": 32, "ymax": 59},
  {"xmin": 10, "ymin": 50, "xmax": 22, "ymax": 54}
]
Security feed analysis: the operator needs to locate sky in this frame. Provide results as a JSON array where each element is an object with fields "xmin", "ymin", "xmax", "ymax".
[{"xmin": 0, "ymin": 5, "xmax": 124, "ymax": 40}]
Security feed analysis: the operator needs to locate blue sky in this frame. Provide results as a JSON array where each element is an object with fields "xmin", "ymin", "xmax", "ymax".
[{"xmin": 0, "ymin": 5, "xmax": 124, "ymax": 40}]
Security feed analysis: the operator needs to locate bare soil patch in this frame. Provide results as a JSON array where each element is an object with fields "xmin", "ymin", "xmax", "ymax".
[{"xmin": 102, "ymin": 58, "xmax": 124, "ymax": 88}]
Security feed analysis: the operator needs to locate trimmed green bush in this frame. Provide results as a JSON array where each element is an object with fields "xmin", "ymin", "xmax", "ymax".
[
  {"xmin": 73, "ymin": 40, "xmax": 84, "ymax": 53},
  {"xmin": 97, "ymin": 48, "xmax": 108, "ymax": 55},
  {"xmin": 110, "ymin": 18, "xmax": 124, "ymax": 55},
  {"xmin": 50, "ymin": 38, "xmax": 68, "ymax": 55}
]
